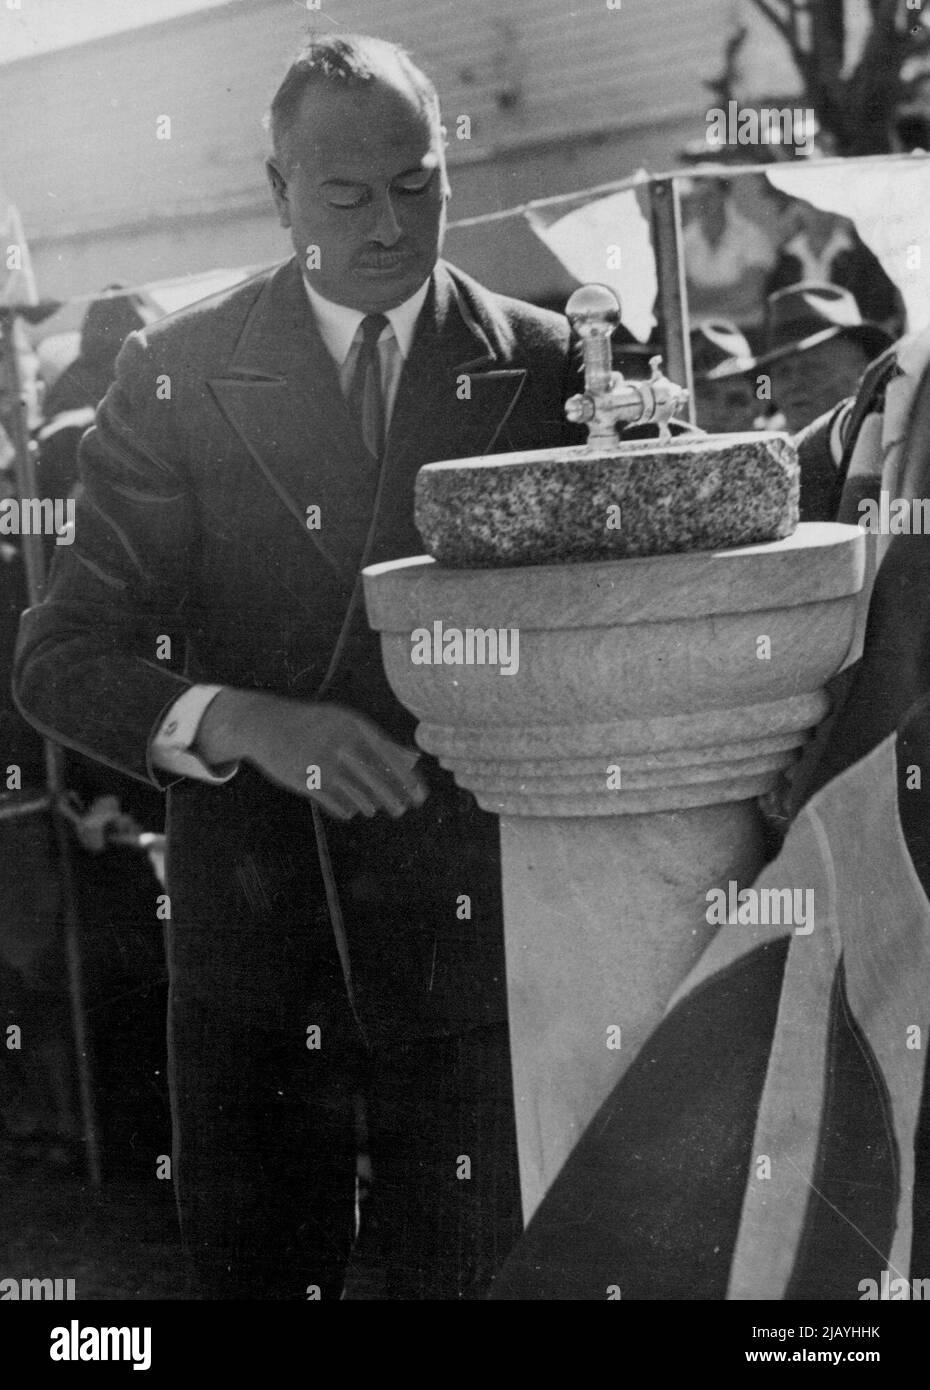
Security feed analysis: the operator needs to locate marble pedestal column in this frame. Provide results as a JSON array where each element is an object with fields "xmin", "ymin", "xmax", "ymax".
[{"xmin": 363, "ymin": 523, "xmax": 865, "ymax": 1220}]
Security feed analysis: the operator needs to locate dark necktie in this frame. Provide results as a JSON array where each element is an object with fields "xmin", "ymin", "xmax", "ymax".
[{"xmin": 347, "ymin": 312, "xmax": 389, "ymax": 461}]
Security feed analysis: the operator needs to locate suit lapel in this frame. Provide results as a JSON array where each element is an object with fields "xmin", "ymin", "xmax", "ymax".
[
  {"xmin": 386, "ymin": 262, "xmax": 528, "ymax": 477},
  {"xmin": 208, "ymin": 258, "xmax": 530, "ymax": 583},
  {"xmin": 208, "ymin": 258, "xmax": 378, "ymax": 585}
]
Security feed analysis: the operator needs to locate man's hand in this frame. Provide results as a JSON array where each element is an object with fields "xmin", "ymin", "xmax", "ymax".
[{"xmin": 195, "ymin": 689, "xmax": 428, "ymax": 820}]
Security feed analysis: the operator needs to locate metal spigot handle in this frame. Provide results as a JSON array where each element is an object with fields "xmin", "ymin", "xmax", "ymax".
[{"xmin": 564, "ymin": 283, "xmax": 688, "ymax": 447}]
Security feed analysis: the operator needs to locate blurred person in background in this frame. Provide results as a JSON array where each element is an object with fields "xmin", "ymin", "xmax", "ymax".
[
  {"xmin": 689, "ymin": 319, "xmax": 761, "ymax": 434},
  {"xmin": 766, "ymin": 199, "xmax": 903, "ymax": 335},
  {"xmin": 38, "ymin": 286, "xmax": 160, "ymax": 502},
  {"xmin": 38, "ymin": 287, "xmax": 170, "ymax": 1179},
  {"xmin": 757, "ymin": 283, "xmax": 892, "ymax": 438},
  {"xmin": 0, "ymin": 317, "xmax": 73, "ymax": 1158},
  {"xmin": 682, "ymin": 175, "xmax": 776, "ymax": 338},
  {"xmin": 2, "ymin": 293, "xmax": 169, "ymax": 1177}
]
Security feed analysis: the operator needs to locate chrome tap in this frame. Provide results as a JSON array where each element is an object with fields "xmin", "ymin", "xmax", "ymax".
[{"xmin": 565, "ymin": 284, "xmax": 688, "ymax": 446}]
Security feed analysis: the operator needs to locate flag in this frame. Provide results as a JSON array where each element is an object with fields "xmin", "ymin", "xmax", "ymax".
[
  {"xmin": 491, "ymin": 732, "xmax": 930, "ymax": 1299},
  {"xmin": 524, "ymin": 178, "xmax": 657, "ymax": 343}
]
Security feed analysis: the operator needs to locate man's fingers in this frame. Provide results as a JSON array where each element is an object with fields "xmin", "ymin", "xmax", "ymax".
[
  {"xmin": 329, "ymin": 767, "xmax": 380, "ymax": 818},
  {"xmin": 364, "ymin": 743, "xmax": 428, "ymax": 804},
  {"xmin": 313, "ymin": 788, "xmax": 358, "ymax": 821},
  {"xmin": 359, "ymin": 727, "xmax": 424, "ymax": 787},
  {"xmin": 338, "ymin": 751, "xmax": 414, "ymax": 818},
  {"xmin": 355, "ymin": 744, "xmax": 428, "ymax": 809}
]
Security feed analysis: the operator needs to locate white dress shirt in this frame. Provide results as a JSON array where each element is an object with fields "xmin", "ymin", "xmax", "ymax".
[
  {"xmin": 149, "ymin": 274, "xmax": 430, "ymax": 784},
  {"xmin": 303, "ymin": 276, "xmax": 429, "ymax": 422}
]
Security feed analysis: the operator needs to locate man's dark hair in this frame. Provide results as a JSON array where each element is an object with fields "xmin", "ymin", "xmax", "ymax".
[{"xmin": 267, "ymin": 33, "xmax": 443, "ymax": 167}]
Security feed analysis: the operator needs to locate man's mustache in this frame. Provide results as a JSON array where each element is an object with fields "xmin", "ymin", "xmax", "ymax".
[{"xmin": 352, "ymin": 244, "xmax": 414, "ymax": 266}]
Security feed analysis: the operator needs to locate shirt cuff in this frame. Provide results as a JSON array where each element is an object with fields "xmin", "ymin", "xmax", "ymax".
[{"xmin": 150, "ymin": 684, "xmax": 240, "ymax": 784}]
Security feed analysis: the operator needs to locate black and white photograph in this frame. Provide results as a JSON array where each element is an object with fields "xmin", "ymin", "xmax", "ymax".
[{"xmin": 1, "ymin": 0, "xmax": 929, "ymax": 1355}]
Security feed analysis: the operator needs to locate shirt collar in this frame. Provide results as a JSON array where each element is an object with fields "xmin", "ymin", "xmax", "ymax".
[
  {"xmin": 785, "ymin": 225, "xmax": 855, "ymax": 262},
  {"xmin": 302, "ymin": 276, "xmax": 431, "ymax": 366}
]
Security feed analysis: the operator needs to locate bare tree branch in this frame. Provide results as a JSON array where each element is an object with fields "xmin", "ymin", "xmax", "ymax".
[
  {"xmin": 747, "ymin": 0, "xmax": 798, "ymax": 47},
  {"xmin": 703, "ymin": 24, "xmax": 749, "ymax": 106},
  {"xmin": 739, "ymin": 0, "xmax": 928, "ymax": 154},
  {"xmin": 809, "ymin": 0, "xmax": 845, "ymax": 81}
]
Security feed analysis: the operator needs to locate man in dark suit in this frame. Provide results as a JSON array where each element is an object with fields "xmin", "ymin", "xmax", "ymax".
[{"xmin": 13, "ymin": 33, "xmax": 579, "ymax": 1299}]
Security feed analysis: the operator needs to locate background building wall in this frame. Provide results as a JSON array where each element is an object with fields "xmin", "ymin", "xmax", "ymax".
[{"xmin": 1, "ymin": 0, "xmax": 799, "ymax": 305}]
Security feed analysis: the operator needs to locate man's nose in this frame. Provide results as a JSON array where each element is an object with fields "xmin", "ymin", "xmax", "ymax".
[{"xmin": 370, "ymin": 190, "xmax": 402, "ymax": 246}]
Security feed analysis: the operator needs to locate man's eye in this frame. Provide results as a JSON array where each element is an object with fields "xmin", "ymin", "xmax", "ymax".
[
  {"xmin": 393, "ymin": 173, "xmax": 434, "ymax": 196},
  {"xmin": 326, "ymin": 188, "xmax": 369, "ymax": 209}
]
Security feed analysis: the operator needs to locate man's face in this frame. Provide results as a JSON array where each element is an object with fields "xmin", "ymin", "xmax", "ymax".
[
  {"xmin": 686, "ymin": 180, "xmax": 727, "ymax": 237},
  {"xmin": 770, "ymin": 337, "xmax": 870, "ymax": 433},
  {"xmin": 267, "ymin": 76, "xmax": 448, "ymax": 313},
  {"xmin": 694, "ymin": 374, "xmax": 759, "ymax": 434}
]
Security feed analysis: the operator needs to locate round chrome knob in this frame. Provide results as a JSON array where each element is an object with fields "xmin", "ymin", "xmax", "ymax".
[{"xmin": 565, "ymin": 284, "xmax": 622, "ymax": 338}]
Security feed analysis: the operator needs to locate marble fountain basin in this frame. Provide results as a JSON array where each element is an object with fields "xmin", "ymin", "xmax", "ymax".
[{"xmin": 414, "ymin": 430, "xmax": 798, "ymax": 567}]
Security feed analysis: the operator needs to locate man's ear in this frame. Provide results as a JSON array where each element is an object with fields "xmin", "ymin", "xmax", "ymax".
[{"xmin": 266, "ymin": 158, "xmax": 291, "ymax": 229}]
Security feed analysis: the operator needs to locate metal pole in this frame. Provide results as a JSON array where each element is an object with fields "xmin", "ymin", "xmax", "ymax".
[
  {"xmin": 649, "ymin": 177, "xmax": 696, "ymax": 426},
  {"xmin": 1, "ymin": 309, "xmax": 102, "ymax": 1186}
]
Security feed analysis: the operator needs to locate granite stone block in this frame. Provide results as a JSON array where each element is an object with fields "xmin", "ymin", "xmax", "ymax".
[{"xmin": 414, "ymin": 432, "xmax": 799, "ymax": 567}]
